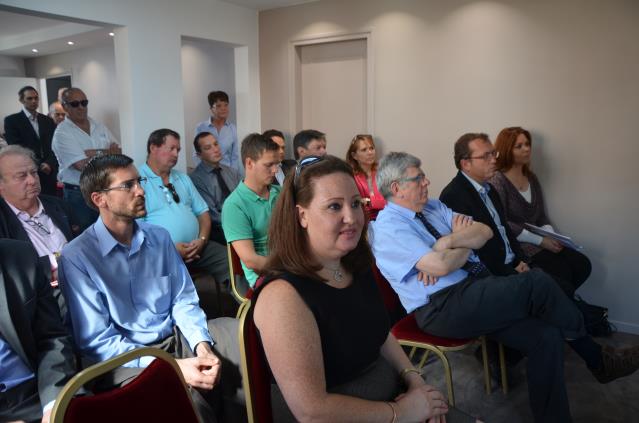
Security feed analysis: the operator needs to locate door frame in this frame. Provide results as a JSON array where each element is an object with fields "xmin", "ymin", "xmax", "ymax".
[{"xmin": 288, "ymin": 31, "xmax": 374, "ymax": 137}]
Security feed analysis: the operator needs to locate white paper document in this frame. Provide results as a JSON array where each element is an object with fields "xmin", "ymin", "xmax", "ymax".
[{"xmin": 524, "ymin": 223, "xmax": 584, "ymax": 251}]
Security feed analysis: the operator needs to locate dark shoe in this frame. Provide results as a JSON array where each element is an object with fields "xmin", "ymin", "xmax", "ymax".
[{"xmin": 592, "ymin": 345, "xmax": 639, "ymax": 383}]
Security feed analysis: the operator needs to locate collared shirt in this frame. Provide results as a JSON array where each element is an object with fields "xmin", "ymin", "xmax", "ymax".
[
  {"xmin": 52, "ymin": 117, "xmax": 119, "ymax": 185},
  {"xmin": 461, "ymin": 172, "xmax": 515, "ymax": 264},
  {"xmin": 22, "ymin": 106, "xmax": 39, "ymax": 137},
  {"xmin": 0, "ymin": 334, "xmax": 35, "ymax": 393},
  {"xmin": 370, "ymin": 200, "xmax": 482, "ymax": 313},
  {"xmin": 8, "ymin": 199, "xmax": 68, "ymax": 268},
  {"xmin": 59, "ymin": 218, "xmax": 213, "ymax": 368},
  {"xmin": 189, "ymin": 161, "xmax": 242, "ymax": 225},
  {"xmin": 194, "ymin": 118, "xmax": 243, "ymax": 174},
  {"xmin": 138, "ymin": 163, "xmax": 209, "ymax": 243},
  {"xmin": 274, "ymin": 165, "xmax": 285, "ymax": 185},
  {"xmin": 221, "ymin": 182, "xmax": 281, "ymax": 285}
]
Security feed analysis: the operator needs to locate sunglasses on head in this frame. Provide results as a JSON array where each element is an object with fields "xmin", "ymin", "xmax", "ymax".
[
  {"xmin": 64, "ymin": 99, "xmax": 89, "ymax": 108},
  {"xmin": 293, "ymin": 155, "xmax": 324, "ymax": 189}
]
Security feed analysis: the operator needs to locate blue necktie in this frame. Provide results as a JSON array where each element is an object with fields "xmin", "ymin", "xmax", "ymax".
[{"xmin": 415, "ymin": 212, "xmax": 489, "ymax": 277}]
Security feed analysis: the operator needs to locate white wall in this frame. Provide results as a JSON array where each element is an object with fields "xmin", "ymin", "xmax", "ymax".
[
  {"xmin": 0, "ymin": 0, "xmax": 261, "ymax": 170},
  {"xmin": 0, "ymin": 76, "xmax": 36, "ymax": 134},
  {"xmin": 260, "ymin": 0, "xmax": 639, "ymax": 333},
  {"xmin": 181, "ymin": 37, "xmax": 236, "ymax": 168},
  {"xmin": 24, "ymin": 42, "xmax": 120, "ymax": 139},
  {"xmin": 0, "ymin": 55, "xmax": 25, "ymax": 77}
]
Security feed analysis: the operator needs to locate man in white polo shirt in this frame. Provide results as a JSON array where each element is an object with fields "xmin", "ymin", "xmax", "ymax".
[{"xmin": 52, "ymin": 88, "xmax": 120, "ymax": 231}]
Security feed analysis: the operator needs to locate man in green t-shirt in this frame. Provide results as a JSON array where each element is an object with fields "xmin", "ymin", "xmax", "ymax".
[{"xmin": 221, "ymin": 133, "xmax": 281, "ymax": 286}]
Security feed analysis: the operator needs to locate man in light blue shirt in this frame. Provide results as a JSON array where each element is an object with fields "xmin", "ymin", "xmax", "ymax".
[
  {"xmin": 370, "ymin": 152, "xmax": 639, "ymax": 422},
  {"xmin": 0, "ymin": 239, "xmax": 75, "ymax": 423},
  {"xmin": 195, "ymin": 90, "xmax": 242, "ymax": 174},
  {"xmin": 59, "ymin": 154, "xmax": 240, "ymax": 421},
  {"xmin": 138, "ymin": 129, "xmax": 228, "ymax": 288}
]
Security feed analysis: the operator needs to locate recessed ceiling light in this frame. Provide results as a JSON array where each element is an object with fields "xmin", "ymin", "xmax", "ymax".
[
  {"xmin": 108, "ymin": 32, "xmax": 115, "ymax": 37},
  {"xmin": 31, "ymin": 48, "xmax": 38, "ymax": 53},
  {"xmin": 67, "ymin": 41, "xmax": 75, "ymax": 46}
]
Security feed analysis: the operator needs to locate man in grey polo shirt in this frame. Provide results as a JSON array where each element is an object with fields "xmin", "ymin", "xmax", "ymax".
[{"xmin": 190, "ymin": 132, "xmax": 241, "ymax": 245}]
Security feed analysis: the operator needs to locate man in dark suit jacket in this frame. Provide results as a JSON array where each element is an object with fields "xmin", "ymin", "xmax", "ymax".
[
  {"xmin": 4, "ymin": 86, "xmax": 59, "ymax": 196},
  {"xmin": 0, "ymin": 239, "xmax": 76, "ymax": 422},
  {"xmin": 0, "ymin": 145, "xmax": 77, "ymax": 315},
  {"xmin": 440, "ymin": 132, "xmax": 529, "ymax": 276}
]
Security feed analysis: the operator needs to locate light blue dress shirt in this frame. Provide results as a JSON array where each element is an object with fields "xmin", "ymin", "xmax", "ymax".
[
  {"xmin": 461, "ymin": 172, "xmax": 515, "ymax": 264},
  {"xmin": 195, "ymin": 118, "xmax": 243, "ymax": 175},
  {"xmin": 59, "ymin": 218, "xmax": 213, "ymax": 368},
  {"xmin": 0, "ymin": 334, "xmax": 34, "ymax": 392},
  {"xmin": 370, "ymin": 200, "xmax": 481, "ymax": 313},
  {"xmin": 138, "ymin": 163, "xmax": 209, "ymax": 243}
]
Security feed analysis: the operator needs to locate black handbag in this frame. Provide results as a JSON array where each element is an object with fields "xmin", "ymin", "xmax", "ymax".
[{"xmin": 573, "ymin": 295, "xmax": 615, "ymax": 337}]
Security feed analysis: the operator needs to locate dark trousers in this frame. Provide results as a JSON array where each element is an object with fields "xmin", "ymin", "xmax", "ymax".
[
  {"xmin": 530, "ymin": 248, "xmax": 592, "ymax": 297},
  {"xmin": 0, "ymin": 378, "xmax": 42, "ymax": 423},
  {"xmin": 415, "ymin": 269, "xmax": 586, "ymax": 423},
  {"xmin": 63, "ymin": 185, "xmax": 98, "ymax": 232},
  {"xmin": 191, "ymin": 241, "xmax": 230, "ymax": 286},
  {"xmin": 92, "ymin": 318, "xmax": 243, "ymax": 423}
]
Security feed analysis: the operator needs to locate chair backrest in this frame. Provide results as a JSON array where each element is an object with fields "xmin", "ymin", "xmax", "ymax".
[
  {"xmin": 371, "ymin": 262, "xmax": 405, "ymax": 323},
  {"xmin": 228, "ymin": 242, "xmax": 251, "ymax": 303},
  {"xmin": 51, "ymin": 347, "xmax": 199, "ymax": 423},
  {"xmin": 238, "ymin": 299, "xmax": 274, "ymax": 423}
]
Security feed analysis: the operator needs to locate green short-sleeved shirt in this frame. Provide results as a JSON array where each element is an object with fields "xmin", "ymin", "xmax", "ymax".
[{"xmin": 221, "ymin": 182, "xmax": 281, "ymax": 286}]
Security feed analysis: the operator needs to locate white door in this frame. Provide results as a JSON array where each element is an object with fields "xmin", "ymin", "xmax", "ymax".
[{"xmin": 298, "ymin": 38, "xmax": 367, "ymax": 159}]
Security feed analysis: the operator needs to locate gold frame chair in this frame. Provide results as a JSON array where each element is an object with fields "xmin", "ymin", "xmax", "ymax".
[
  {"xmin": 227, "ymin": 242, "xmax": 251, "ymax": 317},
  {"xmin": 50, "ymin": 347, "xmax": 198, "ymax": 423}
]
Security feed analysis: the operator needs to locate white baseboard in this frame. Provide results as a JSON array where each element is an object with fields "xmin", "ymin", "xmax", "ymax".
[{"xmin": 609, "ymin": 319, "xmax": 639, "ymax": 335}]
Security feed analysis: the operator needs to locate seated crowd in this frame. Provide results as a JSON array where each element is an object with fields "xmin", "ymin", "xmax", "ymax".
[{"xmin": 1, "ymin": 84, "xmax": 639, "ymax": 423}]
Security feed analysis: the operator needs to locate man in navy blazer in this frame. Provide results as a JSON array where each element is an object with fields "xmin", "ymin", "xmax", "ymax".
[
  {"xmin": 440, "ymin": 132, "xmax": 529, "ymax": 277},
  {"xmin": 0, "ymin": 239, "xmax": 76, "ymax": 422},
  {"xmin": 3, "ymin": 86, "xmax": 58, "ymax": 196}
]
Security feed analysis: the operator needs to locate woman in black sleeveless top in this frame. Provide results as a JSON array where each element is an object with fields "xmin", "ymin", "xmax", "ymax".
[{"xmin": 253, "ymin": 155, "xmax": 465, "ymax": 422}]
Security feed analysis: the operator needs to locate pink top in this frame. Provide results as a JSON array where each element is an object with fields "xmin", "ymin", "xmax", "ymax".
[{"xmin": 354, "ymin": 171, "xmax": 386, "ymax": 220}]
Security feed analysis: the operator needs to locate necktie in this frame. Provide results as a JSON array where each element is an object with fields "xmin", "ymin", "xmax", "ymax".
[
  {"xmin": 415, "ymin": 212, "xmax": 489, "ymax": 277},
  {"xmin": 212, "ymin": 167, "xmax": 231, "ymax": 200}
]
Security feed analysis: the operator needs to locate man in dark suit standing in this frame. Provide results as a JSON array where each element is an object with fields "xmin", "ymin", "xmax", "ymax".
[
  {"xmin": 0, "ymin": 145, "xmax": 76, "ymax": 315},
  {"xmin": 440, "ymin": 132, "xmax": 529, "ymax": 276},
  {"xmin": 4, "ymin": 86, "xmax": 59, "ymax": 196},
  {"xmin": 0, "ymin": 239, "xmax": 76, "ymax": 422}
]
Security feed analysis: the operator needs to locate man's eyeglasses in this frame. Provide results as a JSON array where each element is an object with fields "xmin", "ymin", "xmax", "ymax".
[
  {"xmin": 64, "ymin": 99, "xmax": 89, "ymax": 108},
  {"xmin": 466, "ymin": 150, "xmax": 499, "ymax": 162},
  {"xmin": 25, "ymin": 218, "xmax": 51, "ymax": 236},
  {"xmin": 294, "ymin": 155, "xmax": 324, "ymax": 188},
  {"xmin": 397, "ymin": 173, "xmax": 426, "ymax": 184},
  {"xmin": 99, "ymin": 177, "xmax": 147, "ymax": 193},
  {"xmin": 163, "ymin": 183, "xmax": 180, "ymax": 203}
]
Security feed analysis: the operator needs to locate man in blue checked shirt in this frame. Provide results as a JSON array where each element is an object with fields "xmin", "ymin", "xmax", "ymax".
[{"xmin": 59, "ymin": 154, "xmax": 240, "ymax": 422}]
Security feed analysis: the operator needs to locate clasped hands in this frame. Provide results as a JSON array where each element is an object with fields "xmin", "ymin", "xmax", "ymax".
[{"xmin": 176, "ymin": 342, "xmax": 222, "ymax": 390}]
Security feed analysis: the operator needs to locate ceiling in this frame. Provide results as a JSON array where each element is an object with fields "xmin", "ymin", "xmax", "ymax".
[
  {"xmin": 0, "ymin": 10, "xmax": 114, "ymax": 58},
  {"xmin": 0, "ymin": 1, "xmax": 318, "ymax": 58},
  {"xmin": 219, "ymin": 0, "xmax": 317, "ymax": 10}
]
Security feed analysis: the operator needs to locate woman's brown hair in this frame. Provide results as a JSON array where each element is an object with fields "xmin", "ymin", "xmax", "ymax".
[
  {"xmin": 494, "ymin": 126, "xmax": 533, "ymax": 175},
  {"xmin": 345, "ymin": 134, "xmax": 377, "ymax": 175},
  {"xmin": 265, "ymin": 155, "xmax": 373, "ymax": 282}
]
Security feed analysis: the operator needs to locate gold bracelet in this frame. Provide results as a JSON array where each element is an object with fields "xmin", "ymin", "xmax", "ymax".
[
  {"xmin": 386, "ymin": 401, "xmax": 397, "ymax": 423},
  {"xmin": 400, "ymin": 367, "xmax": 422, "ymax": 379}
]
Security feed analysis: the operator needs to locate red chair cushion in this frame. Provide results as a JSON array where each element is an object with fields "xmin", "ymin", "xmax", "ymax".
[
  {"xmin": 63, "ymin": 358, "xmax": 199, "ymax": 423},
  {"xmin": 391, "ymin": 314, "xmax": 473, "ymax": 348},
  {"xmin": 244, "ymin": 305, "xmax": 273, "ymax": 423}
]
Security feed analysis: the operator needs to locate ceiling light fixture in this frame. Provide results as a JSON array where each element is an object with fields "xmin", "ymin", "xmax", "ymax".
[
  {"xmin": 67, "ymin": 41, "xmax": 75, "ymax": 46},
  {"xmin": 109, "ymin": 32, "xmax": 115, "ymax": 37},
  {"xmin": 32, "ymin": 48, "xmax": 38, "ymax": 53}
]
